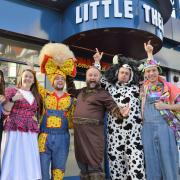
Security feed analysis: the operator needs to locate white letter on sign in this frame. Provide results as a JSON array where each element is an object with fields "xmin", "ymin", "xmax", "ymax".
[
  {"xmin": 151, "ymin": 8, "xmax": 158, "ymax": 26},
  {"xmin": 124, "ymin": 0, "xmax": 133, "ymax": 19},
  {"xmin": 143, "ymin": 4, "xmax": 151, "ymax": 23},
  {"xmin": 90, "ymin": 1, "xmax": 100, "ymax": 20},
  {"xmin": 102, "ymin": 0, "xmax": 112, "ymax": 18},
  {"xmin": 84, "ymin": 3, "xmax": 89, "ymax": 22},
  {"xmin": 76, "ymin": 6, "xmax": 83, "ymax": 24},
  {"xmin": 114, "ymin": 0, "xmax": 122, "ymax": 18}
]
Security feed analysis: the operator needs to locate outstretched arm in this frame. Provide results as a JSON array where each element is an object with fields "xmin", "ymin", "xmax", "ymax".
[
  {"xmin": 66, "ymin": 76, "xmax": 81, "ymax": 98},
  {"xmin": 144, "ymin": 40, "xmax": 154, "ymax": 60},
  {"xmin": 93, "ymin": 48, "xmax": 110, "ymax": 90}
]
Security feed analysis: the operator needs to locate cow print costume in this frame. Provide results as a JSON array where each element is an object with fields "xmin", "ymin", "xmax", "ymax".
[{"xmin": 100, "ymin": 57, "xmax": 146, "ymax": 180}]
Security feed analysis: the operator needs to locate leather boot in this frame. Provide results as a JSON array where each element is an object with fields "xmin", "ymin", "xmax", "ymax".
[
  {"xmin": 80, "ymin": 173, "xmax": 90, "ymax": 180},
  {"xmin": 89, "ymin": 172, "xmax": 105, "ymax": 180}
]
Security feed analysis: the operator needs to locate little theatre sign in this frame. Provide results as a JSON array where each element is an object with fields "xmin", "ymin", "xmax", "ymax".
[
  {"xmin": 76, "ymin": 0, "xmax": 163, "ymax": 34},
  {"xmin": 62, "ymin": 0, "xmax": 172, "ymax": 59}
]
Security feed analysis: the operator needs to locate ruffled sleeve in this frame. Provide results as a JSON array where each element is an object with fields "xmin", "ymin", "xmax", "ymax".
[{"xmin": 5, "ymin": 87, "xmax": 17, "ymax": 101}]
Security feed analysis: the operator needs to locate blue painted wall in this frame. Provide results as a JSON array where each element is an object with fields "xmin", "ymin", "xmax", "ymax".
[
  {"xmin": 0, "ymin": 0, "xmax": 62, "ymax": 41},
  {"xmin": 0, "ymin": 0, "xmax": 173, "ymax": 45}
]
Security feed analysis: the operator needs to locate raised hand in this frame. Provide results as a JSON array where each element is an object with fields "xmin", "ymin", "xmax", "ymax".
[
  {"xmin": 93, "ymin": 48, "xmax": 103, "ymax": 63},
  {"xmin": 144, "ymin": 40, "xmax": 153, "ymax": 53},
  {"xmin": 144, "ymin": 40, "xmax": 154, "ymax": 59}
]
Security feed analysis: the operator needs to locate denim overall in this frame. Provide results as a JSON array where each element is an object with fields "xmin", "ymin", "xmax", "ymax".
[
  {"xmin": 142, "ymin": 95, "xmax": 179, "ymax": 180},
  {"xmin": 40, "ymin": 109, "xmax": 70, "ymax": 180}
]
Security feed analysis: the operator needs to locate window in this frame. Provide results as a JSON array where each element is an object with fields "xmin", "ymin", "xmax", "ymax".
[
  {"xmin": 0, "ymin": 37, "xmax": 44, "ymax": 87},
  {"xmin": 0, "ymin": 37, "xmax": 40, "ymax": 65}
]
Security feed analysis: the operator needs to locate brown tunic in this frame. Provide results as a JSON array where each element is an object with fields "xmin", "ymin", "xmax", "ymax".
[{"xmin": 66, "ymin": 77, "xmax": 118, "ymax": 167}]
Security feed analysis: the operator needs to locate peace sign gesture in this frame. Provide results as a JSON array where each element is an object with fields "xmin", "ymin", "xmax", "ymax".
[
  {"xmin": 93, "ymin": 48, "xmax": 103, "ymax": 63},
  {"xmin": 144, "ymin": 40, "xmax": 154, "ymax": 59},
  {"xmin": 144, "ymin": 40, "xmax": 154, "ymax": 54}
]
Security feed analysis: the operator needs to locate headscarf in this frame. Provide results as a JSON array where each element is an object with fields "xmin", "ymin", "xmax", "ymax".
[{"xmin": 39, "ymin": 43, "xmax": 76, "ymax": 84}]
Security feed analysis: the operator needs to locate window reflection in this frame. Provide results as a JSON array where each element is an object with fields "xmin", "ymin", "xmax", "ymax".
[
  {"xmin": 0, "ymin": 37, "xmax": 44, "ymax": 87},
  {"xmin": 0, "ymin": 37, "xmax": 40, "ymax": 65},
  {"xmin": 0, "ymin": 61, "xmax": 45, "ymax": 87},
  {"xmin": 0, "ymin": 36, "xmax": 84, "ymax": 177}
]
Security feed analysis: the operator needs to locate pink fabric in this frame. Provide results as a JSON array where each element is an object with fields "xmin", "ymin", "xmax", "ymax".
[
  {"xmin": 141, "ymin": 76, "xmax": 180, "ymax": 118},
  {"xmin": 4, "ymin": 87, "xmax": 39, "ymax": 133},
  {"xmin": 163, "ymin": 81, "xmax": 180, "ymax": 104}
]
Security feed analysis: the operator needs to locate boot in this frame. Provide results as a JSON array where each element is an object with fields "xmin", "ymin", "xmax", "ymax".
[
  {"xmin": 89, "ymin": 172, "xmax": 105, "ymax": 180},
  {"xmin": 80, "ymin": 173, "xmax": 90, "ymax": 180}
]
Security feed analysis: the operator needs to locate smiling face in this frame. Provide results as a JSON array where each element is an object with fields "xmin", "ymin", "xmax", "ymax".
[
  {"xmin": 86, "ymin": 67, "xmax": 101, "ymax": 89},
  {"xmin": 118, "ymin": 67, "xmax": 131, "ymax": 84},
  {"xmin": 144, "ymin": 66, "xmax": 159, "ymax": 83},
  {"xmin": 21, "ymin": 70, "xmax": 35, "ymax": 89},
  {"xmin": 53, "ymin": 74, "xmax": 65, "ymax": 91}
]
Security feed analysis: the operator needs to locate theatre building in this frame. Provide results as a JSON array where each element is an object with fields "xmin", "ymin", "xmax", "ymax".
[{"xmin": 0, "ymin": 0, "xmax": 179, "ymax": 179}]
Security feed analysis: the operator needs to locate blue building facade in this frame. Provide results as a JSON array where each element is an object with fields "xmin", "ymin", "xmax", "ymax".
[{"xmin": 0, "ymin": 0, "xmax": 180, "ymax": 179}]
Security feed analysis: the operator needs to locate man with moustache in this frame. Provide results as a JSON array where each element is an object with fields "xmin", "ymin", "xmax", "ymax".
[
  {"xmin": 37, "ymin": 43, "xmax": 77, "ymax": 180},
  {"xmin": 66, "ymin": 66, "xmax": 126, "ymax": 180}
]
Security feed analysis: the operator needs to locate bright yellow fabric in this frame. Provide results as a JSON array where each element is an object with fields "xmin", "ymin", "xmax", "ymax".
[
  {"xmin": 52, "ymin": 169, "xmax": 64, "ymax": 180},
  {"xmin": 44, "ymin": 58, "xmax": 76, "ymax": 84},
  {"xmin": 46, "ymin": 116, "xmax": 62, "ymax": 128},
  {"xmin": 37, "ymin": 80, "xmax": 76, "ymax": 129},
  {"xmin": 38, "ymin": 133, "xmax": 48, "ymax": 153}
]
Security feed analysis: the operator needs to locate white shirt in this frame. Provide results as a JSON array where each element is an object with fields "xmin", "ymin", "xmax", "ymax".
[{"xmin": 18, "ymin": 89, "xmax": 35, "ymax": 105}]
